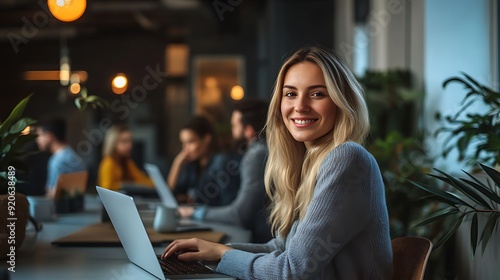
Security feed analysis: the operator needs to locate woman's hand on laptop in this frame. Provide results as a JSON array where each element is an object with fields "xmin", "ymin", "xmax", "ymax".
[
  {"xmin": 178, "ymin": 206, "xmax": 194, "ymax": 218},
  {"xmin": 161, "ymin": 238, "xmax": 232, "ymax": 262}
]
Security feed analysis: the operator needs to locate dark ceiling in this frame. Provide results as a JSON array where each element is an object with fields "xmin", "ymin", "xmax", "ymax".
[{"xmin": 0, "ymin": 0, "xmax": 264, "ymax": 41}]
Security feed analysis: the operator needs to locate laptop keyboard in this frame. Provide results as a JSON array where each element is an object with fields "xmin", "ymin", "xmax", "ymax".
[{"xmin": 158, "ymin": 256, "xmax": 215, "ymax": 275}]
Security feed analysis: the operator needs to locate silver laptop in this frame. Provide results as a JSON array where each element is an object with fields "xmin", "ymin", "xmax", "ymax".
[
  {"xmin": 144, "ymin": 163, "xmax": 179, "ymax": 208},
  {"xmin": 96, "ymin": 186, "xmax": 234, "ymax": 280},
  {"xmin": 144, "ymin": 163, "xmax": 207, "ymax": 229}
]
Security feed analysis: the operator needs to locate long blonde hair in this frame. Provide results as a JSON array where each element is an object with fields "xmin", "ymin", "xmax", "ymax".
[
  {"xmin": 265, "ymin": 47, "xmax": 370, "ymax": 237},
  {"xmin": 102, "ymin": 124, "xmax": 130, "ymax": 157}
]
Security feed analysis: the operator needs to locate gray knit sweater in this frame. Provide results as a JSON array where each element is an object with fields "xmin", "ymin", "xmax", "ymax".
[
  {"xmin": 197, "ymin": 139, "xmax": 272, "ymax": 242},
  {"xmin": 216, "ymin": 142, "xmax": 392, "ymax": 279}
]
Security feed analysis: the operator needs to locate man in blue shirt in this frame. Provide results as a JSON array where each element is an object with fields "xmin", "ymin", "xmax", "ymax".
[{"xmin": 36, "ymin": 118, "xmax": 86, "ymax": 198}]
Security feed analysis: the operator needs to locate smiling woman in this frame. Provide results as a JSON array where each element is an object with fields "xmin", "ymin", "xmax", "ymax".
[
  {"xmin": 281, "ymin": 62, "xmax": 338, "ymax": 148},
  {"xmin": 162, "ymin": 47, "xmax": 392, "ymax": 280}
]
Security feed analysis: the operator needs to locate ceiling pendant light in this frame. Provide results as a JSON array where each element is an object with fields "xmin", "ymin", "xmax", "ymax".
[{"xmin": 48, "ymin": 0, "xmax": 87, "ymax": 22}]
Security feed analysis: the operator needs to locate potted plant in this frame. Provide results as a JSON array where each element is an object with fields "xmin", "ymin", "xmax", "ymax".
[
  {"xmin": 411, "ymin": 164, "xmax": 500, "ymax": 255},
  {"xmin": 0, "ymin": 94, "xmax": 37, "ymax": 259},
  {"xmin": 435, "ymin": 73, "xmax": 500, "ymax": 167},
  {"xmin": 73, "ymin": 87, "xmax": 108, "ymax": 111},
  {"xmin": 359, "ymin": 69, "xmax": 424, "ymax": 140},
  {"xmin": 368, "ymin": 131, "xmax": 437, "ymax": 237}
]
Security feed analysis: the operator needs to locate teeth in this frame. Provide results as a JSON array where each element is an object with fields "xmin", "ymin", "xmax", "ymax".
[{"xmin": 294, "ymin": 119, "xmax": 315, "ymax": 125}]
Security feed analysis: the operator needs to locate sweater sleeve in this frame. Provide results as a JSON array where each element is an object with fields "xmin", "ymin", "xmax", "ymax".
[
  {"xmin": 97, "ymin": 157, "xmax": 121, "ymax": 191},
  {"xmin": 225, "ymin": 236, "xmax": 285, "ymax": 254},
  {"xmin": 216, "ymin": 142, "xmax": 373, "ymax": 279},
  {"xmin": 202, "ymin": 145, "xmax": 267, "ymax": 225}
]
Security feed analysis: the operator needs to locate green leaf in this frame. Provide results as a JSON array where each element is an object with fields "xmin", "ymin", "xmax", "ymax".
[
  {"xmin": 8, "ymin": 117, "xmax": 37, "ymax": 135},
  {"xmin": 463, "ymin": 169, "xmax": 490, "ymax": 190},
  {"xmin": 443, "ymin": 77, "xmax": 469, "ymax": 90},
  {"xmin": 480, "ymin": 213, "xmax": 499, "ymax": 254},
  {"xmin": 471, "ymin": 213, "xmax": 478, "ymax": 256},
  {"xmin": 0, "ymin": 94, "xmax": 32, "ymax": 136},
  {"xmin": 427, "ymin": 173, "xmax": 453, "ymax": 185},
  {"xmin": 410, "ymin": 181, "xmax": 461, "ymax": 205},
  {"xmin": 409, "ymin": 180, "xmax": 476, "ymax": 209},
  {"xmin": 480, "ymin": 164, "xmax": 500, "ymax": 188},
  {"xmin": 81, "ymin": 88, "xmax": 88, "ymax": 98},
  {"xmin": 75, "ymin": 98, "xmax": 83, "ymax": 109},
  {"xmin": 452, "ymin": 99, "xmax": 477, "ymax": 123},
  {"xmin": 434, "ymin": 169, "xmax": 491, "ymax": 209},
  {"xmin": 462, "ymin": 72, "xmax": 485, "ymax": 93},
  {"xmin": 412, "ymin": 206, "xmax": 459, "ymax": 228},
  {"xmin": 460, "ymin": 178, "xmax": 500, "ymax": 205},
  {"xmin": 3, "ymin": 144, "xmax": 11, "ymax": 154},
  {"xmin": 419, "ymin": 194, "xmax": 461, "ymax": 206},
  {"xmin": 84, "ymin": 95, "xmax": 99, "ymax": 102},
  {"xmin": 457, "ymin": 135, "xmax": 470, "ymax": 154},
  {"xmin": 434, "ymin": 214, "xmax": 465, "ymax": 249}
]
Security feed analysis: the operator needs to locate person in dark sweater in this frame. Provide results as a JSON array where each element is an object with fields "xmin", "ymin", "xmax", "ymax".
[
  {"xmin": 178, "ymin": 99, "xmax": 272, "ymax": 243},
  {"xmin": 167, "ymin": 116, "xmax": 241, "ymax": 206},
  {"xmin": 162, "ymin": 47, "xmax": 392, "ymax": 279}
]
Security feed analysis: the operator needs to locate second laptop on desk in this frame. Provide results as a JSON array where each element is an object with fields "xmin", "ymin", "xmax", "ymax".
[
  {"xmin": 145, "ymin": 163, "xmax": 209, "ymax": 232},
  {"xmin": 144, "ymin": 163, "xmax": 181, "ymax": 208}
]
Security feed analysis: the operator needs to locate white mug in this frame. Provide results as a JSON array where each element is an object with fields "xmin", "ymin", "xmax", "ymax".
[
  {"xmin": 153, "ymin": 205, "xmax": 177, "ymax": 233},
  {"xmin": 27, "ymin": 196, "xmax": 56, "ymax": 222}
]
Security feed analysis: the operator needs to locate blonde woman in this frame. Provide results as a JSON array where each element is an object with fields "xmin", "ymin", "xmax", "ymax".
[
  {"xmin": 97, "ymin": 124, "xmax": 153, "ymax": 191},
  {"xmin": 161, "ymin": 47, "xmax": 392, "ymax": 279}
]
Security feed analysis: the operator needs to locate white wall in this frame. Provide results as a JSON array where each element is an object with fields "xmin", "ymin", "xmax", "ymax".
[
  {"xmin": 338, "ymin": 0, "xmax": 493, "ymax": 172},
  {"xmin": 424, "ymin": 2, "xmax": 498, "ymax": 279},
  {"xmin": 424, "ymin": 0, "xmax": 492, "ymax": 173}
]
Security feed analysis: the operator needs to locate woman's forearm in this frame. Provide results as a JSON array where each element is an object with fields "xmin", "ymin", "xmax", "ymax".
[{"xmin": 167, "ymin": 158, "xmax": 184, "ymax": 190}]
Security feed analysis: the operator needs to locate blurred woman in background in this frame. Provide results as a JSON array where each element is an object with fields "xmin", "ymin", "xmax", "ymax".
[
  {"xmin": 97, "ymin": 124, "xmax": 153, "ymax": 191},
  {"xmin": 167, "ymin": 116, "xmax": 241, "ymax": 206}
]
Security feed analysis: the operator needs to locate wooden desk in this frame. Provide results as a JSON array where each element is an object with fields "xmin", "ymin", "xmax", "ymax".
[{"xmin": 8, "ymin": 195, "xmax": 251, "ymax": 280}]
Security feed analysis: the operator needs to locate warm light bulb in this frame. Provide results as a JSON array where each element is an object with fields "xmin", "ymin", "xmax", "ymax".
[
  {"xmin": 69, "ymin": 83, "xmax": 81, "ymax": 94},
  {"xmin": 112, "ymin": 73, "xmax": 128, "ymax": 95},
  {"xmin": 112, "ymin": 75, "xmax": 127, "ymax": 89},
  {"xmin": 59, "ymin": 62, "xmax": 70, "ymax": 86},
  {"xmin": 48, "ymin": 0, "xmax": 87, "ymax": 22},
  {"xmin": 230, "ymin": 85, "xmax": 244, "ymax": 100}
]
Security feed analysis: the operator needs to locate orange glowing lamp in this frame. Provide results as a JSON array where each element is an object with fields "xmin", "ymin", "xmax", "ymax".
[{"xmin": 48, "ymin": 0, "xmax": 87, "ymax": 22}]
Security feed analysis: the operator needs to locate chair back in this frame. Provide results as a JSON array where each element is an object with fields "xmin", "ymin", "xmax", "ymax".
[
  {"xmin": 54, "ymin": 171, "xmax": 89, "ymax": 200},
  {"xmin": 392, "ymin": 237, "xmax": 433, "ymax": 280}
]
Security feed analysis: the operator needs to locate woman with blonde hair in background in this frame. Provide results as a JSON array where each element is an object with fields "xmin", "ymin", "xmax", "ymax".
[
  {"xmin": 161, "ymin": 46, "xmax": 392, "ymax": 279},
  {"xmin": 97, "ymin": 124, "xmax": 153, "ymax": 191}
]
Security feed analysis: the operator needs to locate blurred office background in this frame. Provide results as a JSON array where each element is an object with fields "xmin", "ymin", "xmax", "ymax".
[{"xmin": 0, "ymin": 0, "xmax": 498, "ymax": 279}]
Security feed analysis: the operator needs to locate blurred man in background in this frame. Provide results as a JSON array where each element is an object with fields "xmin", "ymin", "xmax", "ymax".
[
  {"xmin": 179, "ymin": 99, "xmax": 272, "ymax": 242},
  {"xmin": 36, "ymin": 118, "xmax": 86, "ymax": 198}
]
